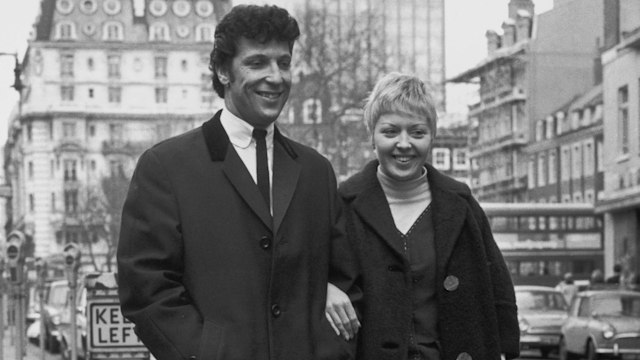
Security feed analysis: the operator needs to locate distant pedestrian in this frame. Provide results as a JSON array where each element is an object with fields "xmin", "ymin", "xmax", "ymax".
[
  {"xmin": 606, "ymin": 263, "xmax": 622, "ymax": 284},
  {"xmin": 555, "ymin": 272, "xmax": 578, "ymax": 305},
  {"xmin": 589, "ymin": 269, "xmax": 607, "ymax": 290}
]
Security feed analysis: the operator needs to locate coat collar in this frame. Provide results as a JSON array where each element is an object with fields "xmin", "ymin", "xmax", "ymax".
[
  {"xmin": 340, "ymin": 160, "xmax": 470, "ymax": 275},
  {"xmin": 201, "ymin": 110, "xmax": 300, "ymax": 234},
  {"xmin": 202, "ymin": 110, "xmax": 298, "ymax": 162}
]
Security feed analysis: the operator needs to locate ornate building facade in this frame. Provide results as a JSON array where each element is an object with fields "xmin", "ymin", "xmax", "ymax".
[{"xmin": 4, "ymin": 0, "xmax": 229, "ymax": 266}]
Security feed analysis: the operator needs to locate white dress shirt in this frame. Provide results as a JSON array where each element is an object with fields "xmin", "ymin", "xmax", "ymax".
[{"xmin": 219, "ymin": 107, "xmax": 274, "ymax": 211}]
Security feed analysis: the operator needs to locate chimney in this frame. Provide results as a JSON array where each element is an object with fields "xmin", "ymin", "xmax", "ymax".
[
  {"xmin": 515, "ymin": 10, "xmax": 532, "ymax": 42},
  {"xmin": 502, "ymin": 20, "xmax": 516, "ymax": 47},
  {"xmin": 508, "ymin": 0, "xmax": 534, "ymax": 20},
  {"xmin": 486, "ymin": 30, "xmax": 501, "ymax": 54}
]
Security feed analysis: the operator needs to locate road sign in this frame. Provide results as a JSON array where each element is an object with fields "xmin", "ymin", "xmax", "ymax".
[{"xmin": 85, "ymin": 272, "xmax": 149, "ymax": 359}]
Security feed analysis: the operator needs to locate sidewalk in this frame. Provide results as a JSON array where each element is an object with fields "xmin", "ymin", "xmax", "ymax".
[{"xmin": 2, "ymin": 327, "xmax": 60, "ymax": 360}]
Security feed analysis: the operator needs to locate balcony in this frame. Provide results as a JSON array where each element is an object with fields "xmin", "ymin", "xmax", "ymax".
[
  {"xmin": 469, "ymin": 87, "xmax": 526, "ymax": 117},
  {"xmin": 102, "ymin": 140, "xmax": 152, "ymax": 156},
  {"xmin": 54, "ymin": 138, "xmax": 85, "ymax": 155},
  {"xmin": 469, "ymin": 133, "xmax": 528, "ymax": 158}
]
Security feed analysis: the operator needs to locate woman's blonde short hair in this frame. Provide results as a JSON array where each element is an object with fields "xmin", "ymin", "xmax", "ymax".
[{"xmin": 363, "ymin": 72, "xmax": 438, "ymax": 137}]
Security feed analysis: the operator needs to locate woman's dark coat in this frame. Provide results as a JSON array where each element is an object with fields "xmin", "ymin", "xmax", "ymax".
[{"xmin": 339, "ymin": 161, "xmax": 520, "ymax": 360}]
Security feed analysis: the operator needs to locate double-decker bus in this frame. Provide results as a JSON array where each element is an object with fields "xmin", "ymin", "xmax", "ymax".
[{"xmin": 481, "ymin": 203, "xmax": 603, "ymax": 287}]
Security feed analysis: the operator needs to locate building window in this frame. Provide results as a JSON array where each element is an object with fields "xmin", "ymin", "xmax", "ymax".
[
  {"xmin": 528, "ymin": 155, "xmax": 535, "ymax": 189},
  {"xmin": 88, "ymin": 88, "xmax": 94, "ymax": 98},
  {"xmin": 155, "ymin": 56, "xmax": 167, "ymax": 78},
  {"xmin": 546, "ymin": 116, "xmax": 555, "ymax": 139},
  {"xmin": 571, "ymin": 143, "xmax": 582, "ymax": 180},
  {"xmin": 432, "ymin": 148, "xmax": 450, "ymax": 170},
  {"xmin": 29, "ymin": 194, "xmax": 35, "ymax": 212},
  {"xmin": 61, "ymin": 85, "xmax": 74, "ymax": 101},
  {"xmin": 87, "ymin": 57, "xmax": 94, "ymax": 70},
  {"xmin": 537, "ymin": 153, "xmax": 547, "ymax": 186},
  {"xmin": 585, "ymin": 189, "xmax": 595, "ymax": 204},
  {"xmin": 89, "ymin": 125, "xmax": 95, "ymax": 136},
  {"xmin": 61, "ymin": 53, "xmax": 74, "ymax": 77},
  {"xmin": 196, "ymin": 24, "xmax": 215, "ymax": 42},
  {"xmin": 596, "ymin": 139, "xmax": 604, "ymax": 172},
  {"xmin": 107, "ymin": 55, "xmax": 121, "ymax": 78},
  {"xmin": 583, "ymin": 139, "xmax": 595, "ymax": 176},
  {"xmin": 302, "ymin": 99, "xmax": 322, "ymax": 124},
  {"xmin": 50, "ymin": 160, "xmax": 55, "ymax": 178},
  {"xmin": 108, "ymin": 86, "xmax": 122, "ymax": 103},
  {"xmin": 103, "ymin": 21, "xmax": 124, "ymax": 41},
  {"xmin": 64, "ymin": 190, "xmax": 78, "ymax": 214},
  {"xmin": 535, "ymin": 120, "xmax": 544, "ymax": 141},
  {"xmin": 28, "ymin": 161, "xmax": 34, "ymax": 179},
  {"xmin": 62, "ymin": 122, "xmax": 76, "ymax": 138},
  {"xmin": 149, "ymin": 23, "xmax": 170, "ymax": 42},
  {"xmin": 26, "ymin": 123, "xmax": 32, "ymax": 141},
  {"xmin": 110, "ymin": 159, "xmax": 125, "ymax": 177},
  {"xmin": 109, "ymin": 123, "xmax": 124, "ymax": 143},
  {"xmin": 51, "ymin": 192, "xmax": 56, "ymax": 211},
  {"xmin": 453, "ymin": 148, "xmax": 468, "ymax": 170},
  {"xmin": 56, "ymin": 21, "xmax": 76, "ymax": 40},
  {"xmin": 64, "ymin": 159, "xmax": 77, "ymax": 181},
  {"xmin": 548, "ymin": 149, "xmax": 557, "ymax": 185},
  {"xmin": 618, "ymin": 85, "xmax": 629, "ymax": 154},
  {"xmin": 560, "ymin": 145, "xmax": 570, "ymax": 181},
  {"xmin": 155, "ymin": 87, "xmax": 168, "ymax": 103}
]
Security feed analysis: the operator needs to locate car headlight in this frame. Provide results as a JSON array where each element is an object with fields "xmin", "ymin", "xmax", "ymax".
[
  {"xmin": 519, "ymin": 318, "xmax": 530, "ymax": 333},
  {"xmin": 603, "ymin": 325, "xmax": 615, "ymax": 339}
]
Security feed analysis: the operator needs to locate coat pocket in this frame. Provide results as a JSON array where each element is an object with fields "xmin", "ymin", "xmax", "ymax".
[
  {"xmin": 197, "ymin": 320, "xmax": 224, "ymax": 360},
  {"xmin": 315, "ymin": 316, "xmax": 356, "ymax": 360}
]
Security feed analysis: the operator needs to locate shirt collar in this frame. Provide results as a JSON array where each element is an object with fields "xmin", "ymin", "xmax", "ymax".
[{"xmin": 220, "ymin": 106, "xmax": 274, "ymax": 149}]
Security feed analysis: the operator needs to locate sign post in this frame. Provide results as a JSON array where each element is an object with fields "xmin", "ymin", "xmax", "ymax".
[
  {"xmin": 34, "ymin": 258, "xmax": 47, "ymax": 360},
  {"xmin": 85, "ymin": 272, "xmax": 149, "ymax": 360},
  {"xmin": 63, "ymin": 243, "xmax": 81, "ymax": 360},
  {"xmin": 6, "ymin": 230, "xmax": 26, "ymax": 360}
]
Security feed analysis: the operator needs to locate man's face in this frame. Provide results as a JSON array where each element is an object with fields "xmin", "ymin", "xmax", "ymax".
[{"xmin": 219, "ymin": 37, "xmax": 292, "ymax": 128}]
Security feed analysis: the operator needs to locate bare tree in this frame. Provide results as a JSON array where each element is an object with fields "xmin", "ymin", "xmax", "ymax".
[
  {"xmin": 288, "ymin": 0, "xmax": 387, "ymax": 178},
  {"xmin": 62, "ymin": 171, "xmax": 129, "ymax": 272}
]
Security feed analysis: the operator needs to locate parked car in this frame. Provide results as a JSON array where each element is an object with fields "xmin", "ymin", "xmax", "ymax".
[
  {"xmin": 40, "ymin": 279, "xmax": 69, "ymax": 353},
  {"xmin": 516, "ymin": 285, "xmax": 569, "ymax": 358},
  {"xmin": 57, "ymin": 283, "xmax": 87, "ymax": 360},
  {"xmin": 560, "ymin": 290, "xmax": 640, "ymax": 360}
]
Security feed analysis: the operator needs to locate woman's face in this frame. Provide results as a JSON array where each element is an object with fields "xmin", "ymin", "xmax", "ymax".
[{"xmin": 373, "ymin": 112, "xmax": 433, "ymax": 182}]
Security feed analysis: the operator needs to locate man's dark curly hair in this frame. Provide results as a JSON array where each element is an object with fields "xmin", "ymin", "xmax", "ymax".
[{"xmin": 209, "ymin": 5, "xmax": 300, "ymax": 98}]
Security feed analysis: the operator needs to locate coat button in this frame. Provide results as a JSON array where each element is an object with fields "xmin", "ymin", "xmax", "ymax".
[
  {"xmin": 444, "ymin": 275, "xmax": 459, "ymax": 291},
  {"xmin": 260, "ymin": 236, "xmax": 271, "ymax": 249},
  {"xmin": 271, "ymin": 304, "xmax": 281, "ymax": 317},
  {"xmin": 456, "ymin": 352, "xmax": 472, "ymax": 360}
]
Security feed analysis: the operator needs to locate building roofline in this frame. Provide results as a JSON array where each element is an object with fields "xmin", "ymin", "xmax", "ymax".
[{"xmin": 447, "ymin": 41, "xmax": 529, "ymax": 83}]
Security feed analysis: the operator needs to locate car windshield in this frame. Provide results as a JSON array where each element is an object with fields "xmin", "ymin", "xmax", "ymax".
[
  {"xmin": 516, "ymin": 290, "xmax": 567, "ymax": 311},
  {"xmin": 48, "ymin": 285, "xmax": 69, "ymax": 307},
  {"xmin": 591, "ymin": 295, "xmax": 640, "ymax": 317}
]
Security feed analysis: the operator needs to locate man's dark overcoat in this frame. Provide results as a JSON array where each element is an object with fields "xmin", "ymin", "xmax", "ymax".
[
  {"xmin": 117, "ymin": 111, "xmax": 358, "ymax": 360},
  {"xmin": 339, "ymin": 161, "xmax": 520, "ymax": 360}
]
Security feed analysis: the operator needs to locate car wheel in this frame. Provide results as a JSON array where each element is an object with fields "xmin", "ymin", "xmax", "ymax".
[
  {"xmin": 559, "ymin": 337, "xmax": 577, "ymax": 360},
  {"xmin": 586, "ymin": 340, "xmax": 599, "ymax": 360},
  {"xmin": 540, "ymin": 348, "xmax": 550, "ymax": 358}
]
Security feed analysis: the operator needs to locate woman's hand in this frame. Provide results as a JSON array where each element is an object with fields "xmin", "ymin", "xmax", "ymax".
[{"xmin": 325, "ymin": 283, "xmax": 360, "ymax": 341}]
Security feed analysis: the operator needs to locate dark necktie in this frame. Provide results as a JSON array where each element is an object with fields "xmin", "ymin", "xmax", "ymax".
[{"xmin": 253, "ymin": 128, "xmax": 270, "ymax": 209}]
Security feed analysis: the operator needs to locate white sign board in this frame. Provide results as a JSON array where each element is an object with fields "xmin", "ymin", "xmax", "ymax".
[{"xmin": 88, "ymin": 301, "xmax": 144, "ymax": 348}]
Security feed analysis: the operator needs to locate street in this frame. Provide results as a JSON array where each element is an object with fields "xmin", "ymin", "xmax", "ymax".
[{"xmin": 2, "ymin": 328, "xmax": 59, "ymax": 360}]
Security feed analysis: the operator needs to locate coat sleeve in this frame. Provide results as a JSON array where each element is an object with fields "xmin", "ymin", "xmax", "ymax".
[
  {"xmin": 117, "ymin": 149, "xmax": 204, "ymax": 360},
  {"xmin": 466, "ymin": 196, "xmax": 520, "ymax": 359}
]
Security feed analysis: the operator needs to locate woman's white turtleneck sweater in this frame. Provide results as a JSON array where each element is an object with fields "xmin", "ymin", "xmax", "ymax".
[{"xmin": 376, "ymin": 166, "xmax": 432, "ymax": 235}]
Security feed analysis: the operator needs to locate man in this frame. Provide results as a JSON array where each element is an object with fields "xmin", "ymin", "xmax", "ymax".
[
  {"xmin": 117, "ymin": 5, "xmax": 359, "ymax": 360},
  {"xmin": 606, "ymin": 263, "xmax": 622, "ymax": 284}
]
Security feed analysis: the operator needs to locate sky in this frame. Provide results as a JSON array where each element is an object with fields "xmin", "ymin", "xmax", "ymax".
[{"xmin": 0, "ymin": 0, "xmax": 554, "ymax": 143}]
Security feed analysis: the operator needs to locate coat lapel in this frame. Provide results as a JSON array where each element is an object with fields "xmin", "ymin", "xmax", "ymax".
[
  {"xmin": 350, "ymin": 162, "xmax": 406, "ymax": 260},
  {"xmin": 202, "ymin": 111, "xmax": 272, "ymax": 230},
  {"xmin": 427, "ymin": 165, "xmax": 469, "ymax": 277},
  {"xmin": 272, "ymin": 128, "xmax": 300, "ymax": 235}
]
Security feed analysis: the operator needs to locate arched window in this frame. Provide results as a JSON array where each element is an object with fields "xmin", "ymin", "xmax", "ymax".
[
  {"xmin": 149, "ymin": 22, "xmax": 171, "ymax": 42},
  {"xmin": 56, "ymin": 21, "xmax": 77, "ymax": 40},
  {"xmin": 102, "ymin": 21, "xmax": 124, "ymax": 41},
  {"xmin": 195, "ymin": 24, "xmax": 215, "ymax": 42}
]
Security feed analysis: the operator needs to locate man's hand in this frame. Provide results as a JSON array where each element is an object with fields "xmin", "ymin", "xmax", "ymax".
[{"xmin": 325, "ymin": 283, "xmax": 360, "ymax": 341}]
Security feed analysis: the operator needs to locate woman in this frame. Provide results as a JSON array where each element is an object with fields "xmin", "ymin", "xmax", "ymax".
[{"xmin": 326, "ymin": 73, "xmax": 519, "ymax": 360}]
